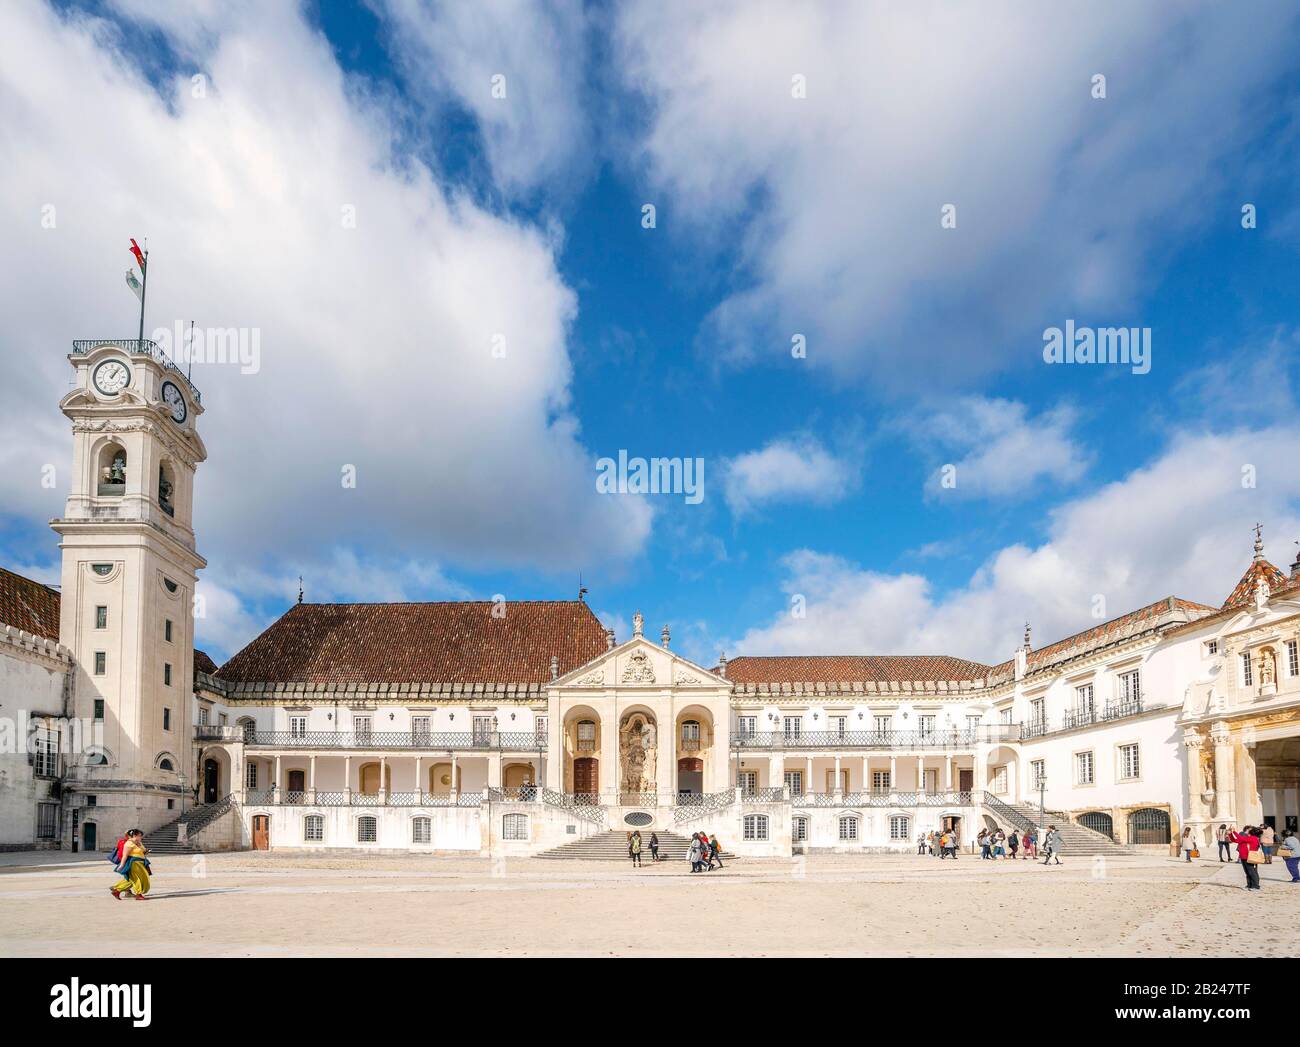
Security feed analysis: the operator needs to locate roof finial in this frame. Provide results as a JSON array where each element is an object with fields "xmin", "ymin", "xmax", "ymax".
[
  {"xmin": 577, "ymin": 571, "xmax": 588, "ymax": 602},
  {"xmin": 298, "ymin": 576, "xmax": 304, "ymax": 604},
  {"xmin": 1023, "ymin": 621, "xmax": 1032, "ymax": 652},
  {"xmin": 550, "ymin": 654, "xmax": 559, "ymax": 681},
  {"xmin": 632, "ymin": 610, "xmax": 644, "ymax": 637},
  {"xmin": 1253, "ymin": 522, "xmax": 1264, "ymax": 561},
  {"xmin": 718, "ymin": 652, "xmax": 728, "ymax": 678},
  {"xmin": 605, "ymin": 627, "xmax": 616, "ymax": 650},
  {"xmin": 661, "ymin": 624, "xmax": 670, "ymax": 649}
]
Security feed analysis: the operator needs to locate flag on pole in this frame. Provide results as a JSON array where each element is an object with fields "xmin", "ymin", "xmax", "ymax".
[
  {"xmin": 129, "ymin": 238, "xmax": 146, "ymax": 272},
  {"xmin": 125, "ymin": 268, "xmax": 144, "ymax": 302}
]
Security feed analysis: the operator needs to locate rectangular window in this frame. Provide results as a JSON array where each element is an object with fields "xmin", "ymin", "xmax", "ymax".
[
  {"xmin": 999, "ymin": 707, "xmax": 1013, "ymax": 725},
  {"xmin": 1075, "ymin": 683, "xmax": 1095, "ymax": 718},
  {"xmin": 736, "ymin": 715, "xmax": 756, "ymax": 738},
  {"xmin": 94, "ymin": 652, "xmax": 106, "ymax": 675},
  {"xmin": 918, "ymin": 714, "xmax": 936, "ymax": 737},
  {"xmin": 163, "ymin": 707, "xmax": 171, "ymax": 731},
  {"xmin": 1119, "ymin": 743, "xmax": 1140, "ymax": 781},
  {"xmin": 354, "ymin": 716, "xmax": 372, "ymax": 741},
  {"xmin": 501, "ymin": 814, "xmax": 527, "ymax": 841},
  {"xmin": 782, "ymin": 716, "xmax": 801, "ymax": 739},
  {"xmin": 873, "ymin": 715, "xmax": 892, "ymax": 734},
  {"xmin": 411, "ymin": 716, "xmax": 431, "ymax": 743},
  {"xmin": 1242, "ymin": 652, "xmax": 1253, "ymax": 686},
  {"xmin": 1076, "ymin": 751, "xmax": 1095, "ymax": 785},
  {"xmin": 923, "ymin": 768, "xmax": 938, "ymax": 793},
  {"xmin": 1118, "ymin": 670, "xmax": 1141, "ymax": 703},
  {"xmin": 37, "ymin": 803, "xmax": 58, "ymax": 839},
  {"xmin": 742, "ymin": 814, "xmax": 769, "ymax": 841},
  {"xmin": 93, "ymin": 699, "xmax": 104, "ymax": 722},
  {"xmin": 966, "ymin": 715, "xmax": 981, "ymax": 731},
  {"xmin": 33, "ymin": 731, "xmax": 59, "ymax": 777},
  {"xmin": 163, "ymin": 663, "xmax": 172, "ymax": 686},
  {"xmin": 304, "ymin": 816, "xmax": 324, "ymax": 842},
  {"xmin": 872, "ymin": 770, "xmax": 891, "ymax": 793},
  {"xmin": 889, "ymin": 815, "xmax": 910, "ymax": 841},
  {"xmin": 783, "ymin": 770, "xmax": 803, "ymax": 796},
  {"xmin": 289, "ymin": 716, "xmax": 307, "ymax": 739},
  {"xmin": 1030, "ymin": 760, "xmax": 1046, "ymax": 788},
  {"xmin": 991, "ymin": 765, "xmax": 1008, "ymax": 793},
  {"xmin": 246, "ymin": 763, "xmax": 258, "ymax": 789},
  {"xmin": 737, "ymin": 770, "xmax": 758, "ymax": 795},
  {"xmin": 218, "ymin": 713, "xmax": 227, "ymax": 727},
  {"xmin": 86, "ymin": 795, "xmax": 96, "ymax": 807},
  {"xmin": 357, "ymin": 818, "xmax": 377, "ymax": 843},
  {"xmin": 1030, "ymin": 698, "xmax": 1045, "ymax": 726},
  {"xmin": 1207, "ymin": 640, "xmax": 1218, "ymax": 656},
  {"xmin": 165, "ymin": 619, "xmax": 173, "ymax": 642},
  {"xmin": 534, "ymin": 716, "xmax": 548, "ymax": 745},
  {"xmin": 792, "ymin": 816, "xmax": 808, "ymax": 842},
  {"xmin": 831, "ymin": 715, "xmax": 847, "ymax": 738},
  {"xmin": 1288, "ymin": 640, "xmax": 1298, "ymax": 677},
  {"xmin": 838, "ymin": 816, "xmax": 859, "ymax": 841},
  {"xmin": 95, "ymin": 605, "xmax": 107, "ymax": 629},
  {"xmin": 473, "ymin": 716, "xmax": 493, "ymax": 745},
  {"xmin": 197, "ymin": 706, "xmax": 209, "ymax": 726},
  {"xmin": 413, "ymin": 818, "xmax": 433, "ymax": 844}
]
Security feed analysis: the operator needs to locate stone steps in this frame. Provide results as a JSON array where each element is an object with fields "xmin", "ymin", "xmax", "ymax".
[{"xmin": 990, "ymin": 804, "xmax": 1135, "ymax": 856}]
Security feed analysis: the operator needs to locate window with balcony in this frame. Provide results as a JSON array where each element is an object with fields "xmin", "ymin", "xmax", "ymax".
[
  {"xmin": 966, "ymin": 715, "xmax": 981, "ymax": 731},
  {"xmin": 872, "ymin": 770, "xmax": 891, "ymax": 793},
  {"xmin": 411, "ymin": 716, "xmax": 431, "ymax": 744},
  {"xmin": 1075, "ymin": 683, "xmax": 1095, "ymax": 719},
  {"xmin": 354, "ymin": 716, "xmax": 372, "ymax": 742},
  {"xmin": 534, "ymin": 716, "xmax": 548, "ymax": 745},
  {"xmin": 873, "ymin": 715, "xmax": 892, "ymax": 735},
  {"xmin": 290, "ymin": 716, "xmax": 307, "ymax": 739},
  {"xmin": 918, "ymin": 714, "xmax": 936, "ymax": 737},
  {"xmin": 577, "ymin": 719, "xmax": 596, "ymax": 752},
  {"xmin": 782, "ymin": 716, "xmax": 801, "ymax": 740},
  {"xmin": 197, "ymin": 706, "xmax": 209, "ymax": 726},
  {"xmin": 245, "ymin": 763, "xmax": 258, "ymax": 789},
  {"xmin": 473, "ymin": 716, "xmax": 493, "ymax": 745},
  {"xmin": 681, "ymin": 720, "xmax": 702, "ymax": 751},
  {"xmin": 999, "ymin": 707, "xmax": 1013, "ymax": 725},
  {"xmin": 830, "ymin": 715, "xmax": 847, "ymax": 739},
  {"xmin": 1029, "ymin": 699, "xmax": 1045, "ymax": 728},
  {"xmin": 1117, "ymin": 669, "xmax": 1141, "ymax": 704},
  {"xmin": 783, "ymin": 770, "xmax": 803, "ymax": 796},
  {"xmin": 743, "ymin": 814, "xmax": 769, "ymax": 841},
  {"xmin": 736, "ymin": 715, "xmax": 756, "ymax": 738},
  {"xmin": 1076, "ymin": 751, "xmax": 1095, "ymax": 785}
]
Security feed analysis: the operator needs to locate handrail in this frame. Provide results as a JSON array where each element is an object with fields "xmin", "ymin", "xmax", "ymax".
[
  {"xmin": 71, "ymin": 339, "xmax": 202, "ymax": 404},
  {"xmin": 674, "ymin": 790, "xmax": 736, "ymax": 824},
  {"xmin": 181, "ymin": 792, "xmax": 235, "ymax": 836},
  {"xmin": 980, "ymin": 791, "xmax": 1037, "ymax": 832},
  {"xmin": 731, "ymin": 726, "xmax": 1020, "ymax": 749}
]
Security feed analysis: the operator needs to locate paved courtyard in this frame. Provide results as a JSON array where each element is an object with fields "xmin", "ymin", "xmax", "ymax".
[{"xmin": 0, "ymin": 850, "xmax": 1292, "ymax": 957}]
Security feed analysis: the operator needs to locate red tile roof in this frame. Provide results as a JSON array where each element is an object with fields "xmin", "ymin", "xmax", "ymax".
[
  {"xmin": 215, "ymin": 600, "xmax": 609, "ymax": 685},
  {"xmin": 194, "ymin": 648, "xmax": 219, "ymax": 676},
  {"xmin": 722, "ymin": 654, "xmax": 991, "ymax": 685},
  {"xmin": 1221, "ymin": 557, "xmax": 1290, "ymax": 610},
  {"xmin": 0, "ymin": 566, "xmax": 61, "ymax": 641}
]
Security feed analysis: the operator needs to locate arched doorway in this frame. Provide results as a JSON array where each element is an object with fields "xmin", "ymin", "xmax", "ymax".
[
  {"xmin": 429, "ymin": 763, "xmax": 460, "ymax": 795},
  {"xmin": 287, "ymin": 769, "xmax": 306, "ymax": 799},
  {"xmin": 1079, "ymin": 811, "xmax": 1114, "ymax": 839},
  {"xmin": 1128, "ymin": 808, "xmax": 1171, "ymax": 845},
  {"xmin": 678, "ymin": 757, "xmax": 703, "ymax": 796},
  {"xmin": 504, "ymin": 763, "xmax": 535, "ymax": 789},
  {"xmin": 358, "ymin": 763, "xmax": 392, "ymax": 794},
  {"xmin": 618, "ymin": 709, "xmax": 658, "ymax": 799},
  {"xmin": 203, "ymin": 757, "xmax": 219, "ymax": 803}
]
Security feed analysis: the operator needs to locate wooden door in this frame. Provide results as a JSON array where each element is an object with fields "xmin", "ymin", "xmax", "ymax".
[
  {"xmin": 288, "ymin": 770, "xmax": 306, "ymax": 796},
  {"xmin": 83, "ymin": 822, "xmax": 97, "ymax": 852},
  {"xmin": 573, "ymin": 757, "xmax": 597, "ymax": 797},
  {"xmin": 252, "ymin": 815, "xmax": 270, "ymax": 850},
  {"xmin": 959, "ymin": 769, "xmax": 974, "ymax": 792}
]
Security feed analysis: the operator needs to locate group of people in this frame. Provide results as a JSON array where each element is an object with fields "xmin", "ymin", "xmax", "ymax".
[
  {"xmin": 107, "ymin": 828, "xmax": 152, "ymax": 900},
  {"xmin": 1209, "ymin": 823, "xmax": 1300, "ymax": 891},
  {"xmin": 973, "ymin": 824, "xmax": 1062, "ymax": 864},
  {"xmin": 624, "ymin": 830, "xmax": 724, "ymax": 872},
  {"xmin": 916, "ymin": 828, "xmax": 960, "ymax": 859}
]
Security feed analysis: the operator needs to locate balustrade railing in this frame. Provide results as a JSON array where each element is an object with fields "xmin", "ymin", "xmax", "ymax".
[
  {"xmin": 487, "ymin": 786, "xmax": 540, "ymax": 803},
  {"xmin": 244, "ymin": 730, "xmax": 545, "ymax": 750},
  {"xmin": 673, "ymin": 790, "xmax": 737, "ymax": 823},
  {"xmin": 731, "ymin": 726, "xmax": 1019, "ymax": 749}
]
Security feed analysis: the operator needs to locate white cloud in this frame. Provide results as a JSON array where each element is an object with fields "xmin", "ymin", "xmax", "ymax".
[
  {"xmin": 734, "ymin": 426, "xmax": 1300, "ymax": 662},
  {"xmin": 723, "ymin": 434, "xmax": 858, "ymax": 515},
  {"xmin": 376, "ymin": 0, "xmax": 593, "ymax": 197},
  {"xmin": 613, "ymin": 0, "xmax": 1300, "ymax": 388},
  {"xmin": 914, "ymin": 398, "xmax": 1088, "ymax": 499},
  {"xmin": 0, "ymin": 3, "xmax": 650, "ymax": 587}
]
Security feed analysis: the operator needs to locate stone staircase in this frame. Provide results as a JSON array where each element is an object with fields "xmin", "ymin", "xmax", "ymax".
[
  {"xmin": 139, "ymin": 813, "xmax": 200, "ymax": 855},
  {"xmin": 985, "ymin": 798, "xmax": 1134, "ymax": 856},
  {"xmin": 536, "ymin": 830, "xmax": 737, "ymax": 861}
]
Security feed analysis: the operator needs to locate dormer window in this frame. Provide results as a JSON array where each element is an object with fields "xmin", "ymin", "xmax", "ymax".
[{"xmin": 97, "ymin": 445, "xmax": 127, "ymax": 495}]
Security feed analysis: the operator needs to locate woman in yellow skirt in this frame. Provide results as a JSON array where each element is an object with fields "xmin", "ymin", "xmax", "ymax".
[{"xmin": 110, "ymin": 829, "xmax": 152, "ymax": 900}]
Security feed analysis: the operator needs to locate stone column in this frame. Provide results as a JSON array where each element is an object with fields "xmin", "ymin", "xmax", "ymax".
[
  {"xmin": 273, "ymin": 754, "xmax": 281, "ymax": 803},
  {"xmin": 1211, "ymin": 721, "xmax": 1234, "ymax": 822},
  {"xmin": 450, "ymin": 754, "xmax": 459, "ymax": 801},
  {"xmin": 889, "ymin": 755, "xmax": 897, "ymax": 797},
  {"xmin": 806, "ymin": 755, "xmax": 813, "ymax": 798},
  {"xmin": 344, "ymin": 755, "xmax": 352, "ymax": 803},
  {"xmin": 655, "ymin": 719, "xmax": 674, "ymax": 805},
  {"xmin": 916, "ymin": 755, "xmax": 925, "ymax": 797},
  {"xmin": 414, "ymin": 755, "xmax": 422, "ymax": 800},
  {"xmin": 601, "ymin": 711, "xmax": 618, "ymax": 803},
  {"xmin": 488, "ymin": 752, "xmax": 502, "ymax": 789},
  {"xmin": 379, "ymin": 755, "xmax": 388, "ymax": 803},
  {"xmin": 1182, "ymin": 728, "xmax": 1207, "ymax": 830},
  {"xmin": 945, "ymin": 755, "xmax": 953, "ymax": 792},
  {"xmin": 308, "ymin": 754, "xmax": 316, "ymax": 803},
  {"xmin": 833, "ymin": 755, "xmax": 842, "ymax": 798}
]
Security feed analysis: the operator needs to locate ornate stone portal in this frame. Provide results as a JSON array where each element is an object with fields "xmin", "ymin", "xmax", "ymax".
[{"xmin": 619, "ymin": 713, "xmax": 657, "ymax": 795}]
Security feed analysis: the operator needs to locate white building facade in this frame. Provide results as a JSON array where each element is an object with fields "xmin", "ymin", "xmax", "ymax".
[{"xmin": 2, "ymin": 339, "xmax": 1298, "ymax": 858}]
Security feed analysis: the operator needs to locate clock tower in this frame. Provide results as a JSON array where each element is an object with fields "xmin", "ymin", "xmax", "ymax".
[{"xmin": 52, "ymin": 339, "xmax": 207, "ymax": 841}]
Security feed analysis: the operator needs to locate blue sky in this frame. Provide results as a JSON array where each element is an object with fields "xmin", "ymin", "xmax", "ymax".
[{"xmin": 3, "ymin": 1, "xmax": 1300, "ymax": 668}]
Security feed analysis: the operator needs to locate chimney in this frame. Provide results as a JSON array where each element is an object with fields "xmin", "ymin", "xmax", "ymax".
[
  {"xmin": 549, "ymin": 655, "xmax": 559, "ymax": 681},
  {"xmin": 661, "ymin": 624, "xmax": 671, "ymax": 649},
  {"xmin": 605, "ymin": 627, "xmax": 616, "ymax": 650}
]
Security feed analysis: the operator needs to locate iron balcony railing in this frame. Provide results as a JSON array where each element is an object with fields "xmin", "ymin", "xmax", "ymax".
[
  {"xmin": 731, "ymin": 726, "xmax": 1020, "ymax": 750},
  {"xmin": 249, "ymin": 790, "xmax": 485, "ymax": 807},
  {"xmin": 750, "ymin": 789, "xmax": 977, "ymax": 808},
  {"xmin": 71, "ymin": 339, "xmax": 202, "ymax": 404},
  {"xmin": 1102, "ymin": 698, "xmax": 1143, "ymax": 721},
  {"xmin": 1024, "ymin": 698, "xmax": 1145, "ymax": 739},
  {"xmin": 244, "ymin": 730, "xmax": 545, "ymax": 751},
  {"xmin": 194, "ymin": 725, "xmax": 242, "ymax": 742}
]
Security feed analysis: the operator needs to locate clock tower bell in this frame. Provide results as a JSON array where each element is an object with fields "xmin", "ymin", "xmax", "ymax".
[{"xmin": 52, "ymin": 339, "xmax": 207, "ymax": 841}]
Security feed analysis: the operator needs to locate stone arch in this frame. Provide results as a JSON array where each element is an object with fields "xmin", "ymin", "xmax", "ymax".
[
  {"xmin": 93, "ymin": 437, "xmax": 128, "ymax": 494},
  {"xmin": 618, "ymin": 705, "xmax": 659, "ymax": 797}
]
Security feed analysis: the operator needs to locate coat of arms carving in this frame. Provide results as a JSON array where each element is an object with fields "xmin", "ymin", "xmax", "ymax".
[{"xmin": 621, "ymin": 649, "xmax": 655, "ymax": 684}]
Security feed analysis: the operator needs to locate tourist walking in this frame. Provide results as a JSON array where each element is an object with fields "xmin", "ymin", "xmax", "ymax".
[
  {"xmin": 1007, "ymin": 830, "xmax": 1019, "ymax": 859},
  {"xmin": 993, "ymin": 829, "xmax": 1006, "ymax": 859},
  {"xmin": 709, "ymin": 834, "xmax": 723, "ymax": 869},
  {"xmin": 1260, "ymin": 824, "xmax": 1275, "ymax": 865},
  {"xmin": 1041, "ymin": 825, "xmax": 1062, "ymax": 865},
  {"xmin": 977, "ymin": 829, "xmax": 989, "ymax": 859},
  {"xmin": 918, "ymin": 831, "xmax": 927, "ymax": 855},
  {"xmin": 109, "ymin": 829, "xmax": 151, "ymax": 900},
  {"xmin": 1229, "ymin": 826, "xmax": 1262, "ymax": 891},
  {"xmin": 649, "ymin": 832, "xmax": 660, "ymax": 862},
  {"xmin": 1279, "ymin": 829, "xmax": 1300, "ymax": 883},
  {"xmin": 1021, "ymin": 827, "xmax": 1036, "ymax": 859},
  {"xmin": 629, "ymin": 830, "xmax": 643, "ymax": 867},
  {"xmin": 1181, "ymin": 826, "xmax": 1196, "ymax": 862},
  {"xmin": 1216, "ymin": 823, "xmax": 1232, "ymax": 862}
]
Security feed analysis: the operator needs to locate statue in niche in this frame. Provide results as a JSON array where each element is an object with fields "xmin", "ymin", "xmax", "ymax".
[
  {"xmin": 1258, "ymin": 648, "xmax": 1276, "ymax": 687},
  {"xmin": 1199, "ymin": 746, "xmax": 1216, "ymax": 795},
  {"xmin": 620, "ymin": 714, "xmax": 657, "ymax": 794}
]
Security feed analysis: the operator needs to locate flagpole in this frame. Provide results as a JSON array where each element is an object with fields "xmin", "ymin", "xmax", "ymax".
[{"xmin": 137, "ymin": 248, "xmax": 148, "ymax": 348}]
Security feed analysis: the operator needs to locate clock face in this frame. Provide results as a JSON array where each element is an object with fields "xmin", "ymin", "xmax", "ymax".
[
  {"xmin": 160, "ymin": 380, "xmax": 187, "ymax": 423},
  {"xmin": 92, "ymin": 359, "xmax": 131, "ymax": 396}
]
